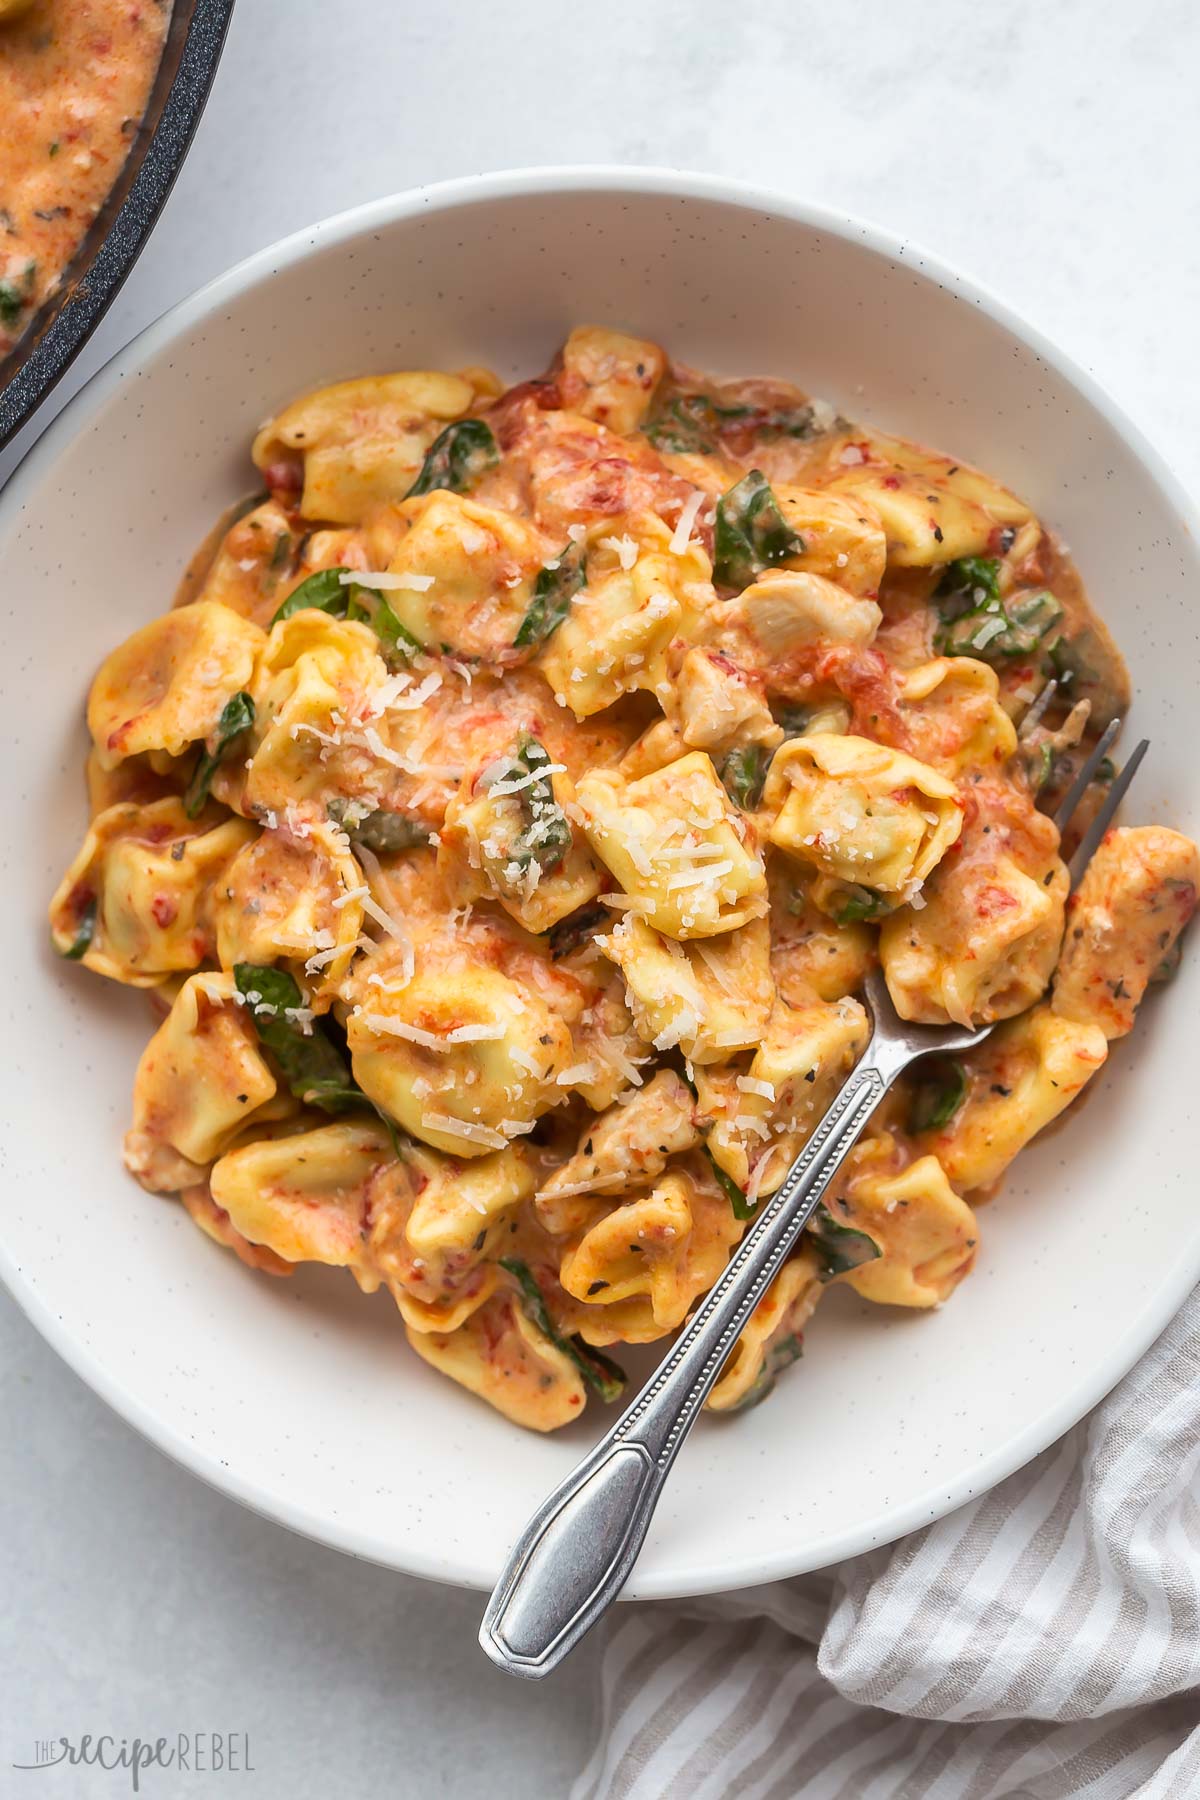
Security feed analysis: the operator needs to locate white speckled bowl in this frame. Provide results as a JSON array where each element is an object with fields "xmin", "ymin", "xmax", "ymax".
[{"xmin": 2, "ymin": 169, "xmax": 1197, "ymax": 1599}]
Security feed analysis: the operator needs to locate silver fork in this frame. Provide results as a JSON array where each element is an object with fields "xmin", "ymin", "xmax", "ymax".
[{"xmin": 479, "ymin": 715, "xmax": 1146, "ymax": 1679}]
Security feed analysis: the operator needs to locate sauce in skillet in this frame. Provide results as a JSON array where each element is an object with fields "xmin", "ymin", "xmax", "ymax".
[{"xmin": 0, "ymin": 0, "xmax": 170, "ymax": 354}]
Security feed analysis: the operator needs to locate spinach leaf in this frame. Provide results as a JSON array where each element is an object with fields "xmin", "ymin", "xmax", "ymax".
[
  {"xmin": 934, "ymin": 558, "xmax": 1063, "ymax": 664},
  {"xmin": 713, "ymin": 470, "xmax": 803, "ymax": 591},
  {"xmin": 644, "ymin": 391, "xmax": 754, "ymax": 454},
  {"xmin": 271, "ymin": 565, "xmax": 353, "ymax": 625},
  {"xmin": 363, "ymin": 591, "xmax": 423, "ymax": 664},
  {"xmin": 831, "ymin": 885, "xmax": 889, "ymax": 925},
  {"xmin": 500, "ymin": 1258, "xmax": 627, "ymax": 1402},
  {"xmin": 774, "ymin": 701, "xmax": 819, "ymax": 736},
  {"xmin": 234, "ymin": 964, "xmax": 366, "ymax": 1113},
  {"xmin": 184, "ymin": 690, "xmax": 255, "ymax": 819},
  {"xmin": 0, "ymin": 282, "xmax": 24, "ymax": 329},
  {"xmin": 644, "ymin": 392, "xmax": 834, "ymax": 455},
  {"xmin": 344, "ymin": 582, "xmax": 424, "ymax": 663},
  {"xmin": 707, "ymin": 1145, "xmax": 757, "ymax": 1222},
  {"xmin": 495, "ymin": 737, "xmax": 573, "ymax": 874},
  {"xmin": 907, "ymin": 1057, "xmax": 967, "ymax": 1135},
  {"xmin": 404, "ymin": 418, "xmax": 499, "ymax": 498},
  {"xmin": 1042, "ymin": 631, "xmax": 1094, "ymax": 691},
  {"xmin": 806, "ymin": 1202, "xmax": 881, "ymax": 1279},
  {"xmin": 267, "ymin": 527, "xmax": 296, "ymax": 575},
  {"xmin": 514, "ymin": 542, "xmax": 587, "ymax": 650},
  {"xmin": 327, "ymin": 798, "xmax": 429, "ymax": 853},
  {"xmin": 60, "ymin": 895, "xmax": 98, "ymax": 961},
  {"xmin": 546, "ymin": 900, "xmax": 609, "ymax": 960},
  {"xmin": 271, "ymin": 566, "xmax": 423, "ymax": 666},
  {"xmin": 720, "ymin": 745, "xmax": 767, "ymax": 811},
  {"xmin": 732, "ymin": 1329, "xmax": 805, "ymax": 1411},
  {"xmin": 936, "ymin": 556, "xmax": 1002, "ymax": 605}
]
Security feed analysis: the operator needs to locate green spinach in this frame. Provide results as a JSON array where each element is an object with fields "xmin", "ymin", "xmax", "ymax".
[
  {"xmin": 404, "ymin": 418, "xmax": 499, "ymax": 498},
  {"xmin": 514, "ymin": 542, "xmax": 587, "ymax": 650},
  {"xmin": 500, "ymin": 1258, "xmax": 627, "ymax": 1402},
  {"xmin": 234, "ymin": 964, "xmax": 366, "ymax": 1113},
  {"xmin": 271, "ymin": 566, "xmax": 353, "ymax": 624},
  {"xmin": 60, "ymin": 895, "xmax": 98, "ymax": 961},
  {"xmin": 184, "ymin": 690, "xmax": 255, "ymax": 818},
  {"xmin": 644, "ymin": 391, "xmax": 754, "ymax": 454},
  {"xmin": 707, "ymin": 1146, "xmax": 757, "ymax": 1222},
  {"xmin": 831, "ymin": 885, "xmax": 889, "ymax": 925},
  {"xmin": 806, "ymin": 1202, "xmax": 881, "ymax": 1279},
  {"xmin": 546, "ymin": 901, "xmax": 609, "ymax": 960},
  {"xmin": 328, "ymin": 799, "xmax": 429, "ymax": 853},
  {"xmin": 494, "ymin": 737, "xmax": 573, "ymax": 874},
  {"xmin": 731, "ymin": 1331, "xmax": 805, "ymax": 1411},
  {"xmin": 906, "ymin": 1057, "xmax": 968, "ymax": 1135},
  {"xmin": 934, "ymin": 558, "xmax": 1063, "ymax": 663},
  {"xmin": 720, "ymin": 745, "xmax": 768, "ymax": 811},
  {"xmin": 713, "ymin": 470, "xmax": 803, "ymax": 591}
]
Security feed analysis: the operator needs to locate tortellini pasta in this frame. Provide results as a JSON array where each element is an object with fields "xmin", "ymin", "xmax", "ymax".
[
  {"xmin": 245, "ymin": 612, "xmax": 390, "ymax": 813},
  {"xmin": 772, "ymin": 486, "xmax": 887, "ymax": 597},
  {"xmin": 597, "ymin": 914, "xmax": 774, "ymax": 1063},
  {"xmin": 559, "ymin": 1167, "xmax": 743, "ymax": 1343},
  {"xmin": 696, "ymin": 994, "xmax": 869, "ymax": 1196},
  {"xmin": 880, "ymin": 783, "xmax": 1067, "ymax": 1027},
  {"xmin": 125, "ymin": 971, "xmax": 278, "ymax": 1185},
  {"xmin": 764, "ymin": 733, "xmax": 962, "ymax": 910},
  {"xmin": 537, "ymin": 517, "xmax": 711, "ymax": 718},
  {"xmin": 346, "ymin": 964, "xmax": 574, "ymax": 1157},
  {"xmin": 211, "ymin": 1119, "xmax": 389, "ymax": 1272},
  {"xmin": 577, "ymin": 751, "xmax": 768, "ymax": 939},
  {"xmin": 53, "ymin": 326, "xmax": 1196, "ymax": 1434},
  {"xmin": 212, "ymin": 817, "xmax": 365, "ymax": 1001},
  {"xmin": 823, "ymin": 430, "xmax": 1033, "ymax": 566},
  {"xmin": 252, "ymin": 370, "xmax": 476, "ymax": 523},
  {"xmin": 897, "ymin": 658, "xmax": 1018, "ymax": 777},
  {"xmin": 437, "ymin": 743, "xmax": 602, "ymax": 934},
  {"xmin": 535, "ymin": 1070, "xmax": 699, "ymax": 1237},
  {"xmin": 50, "ymin": 798, "xmax": 254, "ymax": 984},
  {"xmin": 406, "ymin": 1287, "xmax": 589, "ymax": 1433},
  {"xmin": 827, "ymin": 1134, "xmax": 979, "ymax": 1308},
  {"xmin": 88, "ymin": 602, "xmax": 265, "ymax": 769},
  {"xmin": 382, "ymin": 491, "xmax": 549, "ymax": 660},
  {"xmin": 707, "ymin": 1250, "xmax": 823, "ymax": 1412}
]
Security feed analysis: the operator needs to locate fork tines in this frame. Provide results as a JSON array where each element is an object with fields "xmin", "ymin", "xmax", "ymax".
[
  {"xmin": 1053, "ymin": 715, "xmax": 1123, "ymax": 832},
  {"xmin": 1066, "ymin": 735, "xmax": 1150, "ymax": 889}
]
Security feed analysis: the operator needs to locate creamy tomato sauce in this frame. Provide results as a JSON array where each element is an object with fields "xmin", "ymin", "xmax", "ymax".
[{"xmin": 0, "ymin": 0, "xmax": 169, "ymax": 354}]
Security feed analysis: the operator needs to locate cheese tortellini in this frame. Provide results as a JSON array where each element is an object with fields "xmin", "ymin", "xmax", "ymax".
[
  {"xmin": 764, "ymin": 733, "xmax": 962, "ymax": 913},
  {"xmin": 880, "ymin": 782, "xmax": 1068, "ymax": 1027},
  {"xmin": 52, "ymin": 326, "xmax": 1195, "ymax": 1433},
  {"xmin": 578, "ymin": 750, "xmax": 768, "ymax": 939}
]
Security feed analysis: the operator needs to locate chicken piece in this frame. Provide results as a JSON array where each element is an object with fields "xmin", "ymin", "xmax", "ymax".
[
  {"xmin": 1052, "ymin": 826, "xmax": 1199, "ymax": 1038},
  {"xmin": 536, "ymin": 1070, "xmax": 700, "ymax": 1236}
]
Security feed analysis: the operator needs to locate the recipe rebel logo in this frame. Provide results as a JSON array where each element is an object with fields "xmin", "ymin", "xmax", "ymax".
[{"xmin": 13, "ymin": 1733, "xmax": 255, "ymax": 1790}]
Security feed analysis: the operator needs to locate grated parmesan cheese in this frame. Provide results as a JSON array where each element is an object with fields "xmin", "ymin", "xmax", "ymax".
[
  {"xmin": 340, "ymin": 569, "xmax": 435, "ymax": 592},
  {"xmin": 420, "ymin": 1113, "xmax": 508, "ymax": 1150},
  {"xmin": 669, "ymin": 490, "xmax": 704, "ymax": 555}
]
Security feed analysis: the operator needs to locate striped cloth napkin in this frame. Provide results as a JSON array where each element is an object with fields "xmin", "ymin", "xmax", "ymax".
[{"xmin": 571, "ymin": 1288, "xmax": 1200, "ymax": 1799}]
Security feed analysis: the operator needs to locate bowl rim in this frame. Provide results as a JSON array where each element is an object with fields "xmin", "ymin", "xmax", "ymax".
[{"xmin": 4, "ymin": 163, "xmax": 1199, "ymax": 1600}]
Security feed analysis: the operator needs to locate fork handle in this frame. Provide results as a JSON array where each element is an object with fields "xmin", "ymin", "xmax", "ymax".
[{"xmin": 479, "ymin": 1053, "xmax": 899, "ymax": 1678}]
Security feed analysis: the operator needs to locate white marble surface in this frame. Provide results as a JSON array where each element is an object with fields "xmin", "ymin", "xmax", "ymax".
[{"xmin": 3, "ymin": 0, "xmax": 1197, "ymax": 1792}]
